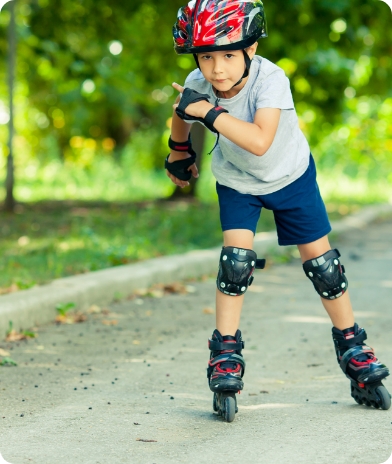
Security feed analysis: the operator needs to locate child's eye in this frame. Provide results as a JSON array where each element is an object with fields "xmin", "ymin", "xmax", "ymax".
[
  {"xmin": 225, "ymin": 54, "xmax": 234, "ymax": 58},
  {"xmin": 201, "ymin": 55, "xmax": 211, "ymax": 60}
]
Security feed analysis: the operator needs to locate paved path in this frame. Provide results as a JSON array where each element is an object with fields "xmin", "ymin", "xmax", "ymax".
[{"xmin": 0, "ymin": 219, "xmax": 392, "ymax": 464}]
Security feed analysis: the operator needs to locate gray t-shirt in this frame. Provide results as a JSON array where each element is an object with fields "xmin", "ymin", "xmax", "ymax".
[{"xmin": 183, "ymin": 55, "xmax": 310, "ymax": 195}]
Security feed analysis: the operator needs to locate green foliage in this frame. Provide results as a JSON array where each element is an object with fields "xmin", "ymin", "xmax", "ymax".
[
  {"xmin": 0, "ymin": 198, "xmax": 370, "ymax": 292},
  {"xmin": 55, "ymin": 302, "xmax": 76, "ymax": 316},
  {"xmin": 0, "ymin": 200, "xmax": 275, "ymax": 291},
  {"xmin": 6, "ymin": 321, "xmax": 13, "ymax": 336},
  {"xmin": 0, "ymin": 357, "xmax": 17, "ymax": 367},
  {"xmin": 0, "ymin": 0, "xmax": 391, "ymax": 182}
]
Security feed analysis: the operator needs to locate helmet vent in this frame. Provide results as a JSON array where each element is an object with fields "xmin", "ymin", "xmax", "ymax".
[{"xmin": 215, "ymin": 27, "xmax": 233, "ymax": 38}]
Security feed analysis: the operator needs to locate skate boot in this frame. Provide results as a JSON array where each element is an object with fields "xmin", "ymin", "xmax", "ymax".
[
  {"xmin": 207, "ymin": 329, "xmax": 245, "ymax": 422},
  {"xmin": 332, "ymin": 323, "xmax": 391, "ymax": 409}
]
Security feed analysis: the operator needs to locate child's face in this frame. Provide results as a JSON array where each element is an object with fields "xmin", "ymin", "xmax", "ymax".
[{"xmin": 197, "ymin": 44, "xmax": 257, "ymax": 93}]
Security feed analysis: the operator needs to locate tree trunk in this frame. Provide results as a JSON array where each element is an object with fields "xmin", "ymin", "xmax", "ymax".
[
  {"xmin": 4, "ymin": 0, "xmax": 16, "ymax": 213},
  {"xmin": 169, "ymin": 123, "xmax": 206, "ymax": 199}
]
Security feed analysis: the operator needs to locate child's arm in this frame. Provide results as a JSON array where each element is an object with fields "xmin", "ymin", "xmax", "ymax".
[
  {"xmin": 166, "ymin": 95, "xmax": 199, "ymax": 188},
  {"xmin": 172, "ymin": 83, "xmax": 280, "ymax": 157}
]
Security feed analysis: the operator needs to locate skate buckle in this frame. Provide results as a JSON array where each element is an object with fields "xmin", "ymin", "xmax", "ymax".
[{"xmin": 358, "ymin": 382, "xmax": 365, "ymax": 388}]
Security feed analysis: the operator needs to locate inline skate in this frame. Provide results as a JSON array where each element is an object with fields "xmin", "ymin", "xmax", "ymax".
[
  {"xmin": 332, "ymin": 323, "xmax": 391, "ymax": 409},
  {"xmin": 207, "ymin": 329, "xmax": 245, "ymax": 422}
]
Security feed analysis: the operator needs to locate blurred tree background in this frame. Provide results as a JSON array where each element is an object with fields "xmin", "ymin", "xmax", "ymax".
[{"xmin": 0, "ymin": 0, "xmax": 391, "ymax": 291}]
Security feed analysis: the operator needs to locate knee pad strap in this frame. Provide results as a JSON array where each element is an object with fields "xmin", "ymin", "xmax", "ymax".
[
  {"xmin": 303, "ymin": 249, "xmax": 348, "ymax": 300},
  {"xmin": 217, "ymin": 246, "xmax": 265, "ymax": 296}
]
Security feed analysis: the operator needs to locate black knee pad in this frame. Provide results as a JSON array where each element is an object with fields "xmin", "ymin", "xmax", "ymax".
[
  {"xmin": 303, "ymin": 249, "xmax": 348, "ymax": 300},
  {"xmin": 217, "ymin": 246, "xmax": 265, "ymax": 296}
]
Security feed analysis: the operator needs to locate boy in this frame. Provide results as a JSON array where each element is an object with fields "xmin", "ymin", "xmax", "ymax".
[{"xmin": 165, "ymin": 0, "xmax": 390, "ymax": 416}]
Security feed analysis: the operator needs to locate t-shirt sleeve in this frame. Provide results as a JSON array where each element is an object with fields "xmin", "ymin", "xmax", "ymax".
[
  {"xmin": 254, "ymin": 70, "xmax": 294, "ymax": 110},
  {"xmin": 184, "ymin": 69, "xmax": 205, "ymax": 89}
]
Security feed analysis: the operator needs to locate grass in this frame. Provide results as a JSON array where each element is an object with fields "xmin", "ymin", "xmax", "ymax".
[{"xmin": 0, "ymin": 196, "xmax": 372, "ymax": 294}]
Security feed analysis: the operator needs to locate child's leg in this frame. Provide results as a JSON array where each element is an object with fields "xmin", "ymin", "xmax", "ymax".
[
  {"xmin": 215, "ymin": 229, "xmax": 254, "ymax": 336},
  {"xmin": 297, "ymin": 235, "xmax": 355, "ymax": 330},
  {"xmin": 298, "ymin": 235, "xmax": 390, "ymax": 408},
  {"xmin": 208, "ymin": 228, "xmax": 256, "ymax": 394}
]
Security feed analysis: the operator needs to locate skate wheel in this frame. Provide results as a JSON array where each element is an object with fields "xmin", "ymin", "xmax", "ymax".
[
  {"xmin": 213, "ymin": 393, "xmax": 218, "ymax": 412},
  {"xmin": 375, "ymin": 386, "xmax": 391, "ymax": 411},
  {"xmin": 223, "ymin": 395, "xmax": 236, "ymax": 423}
]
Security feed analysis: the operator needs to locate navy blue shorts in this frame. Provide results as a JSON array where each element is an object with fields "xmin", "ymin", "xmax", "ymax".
[{"xmin": 216, "ymin": 155, "xmax": 331, "ymax": 246}]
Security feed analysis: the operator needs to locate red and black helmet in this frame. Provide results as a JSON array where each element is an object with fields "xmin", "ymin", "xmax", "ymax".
[{"xmin": 173, "ymin": 0, "xmax": 267, "ymax": 55}]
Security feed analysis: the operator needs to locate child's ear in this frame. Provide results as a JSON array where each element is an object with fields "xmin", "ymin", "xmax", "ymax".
[{"xmin": 247, "ymin": 42, "xmax": 258, "ymax": 58}]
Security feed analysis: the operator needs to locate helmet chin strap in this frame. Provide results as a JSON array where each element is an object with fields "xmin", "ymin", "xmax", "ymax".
[
  {"xmin": 232, "ymin": 50, "xmax": 252, "ymax": 87},
  {"xmin": 192, "ymin": 49, "xmax": 252, "ymax": 92}
]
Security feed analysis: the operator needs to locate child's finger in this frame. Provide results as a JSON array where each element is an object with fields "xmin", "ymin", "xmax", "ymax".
[
  {"xmin": 172, "ymin": 82, "xmax": 184, "ymax": 93},
  {"xmin": 166, "ymin": 170, "xmax": 189, "ymax": 188},
  {"xmin": 189, "ymin": 163, "xmax": 199, "ymax": 178}
]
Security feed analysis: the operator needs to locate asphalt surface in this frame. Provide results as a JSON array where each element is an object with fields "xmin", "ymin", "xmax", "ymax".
[{"xmin": 0, "ymin": 218, "xmax": 392, "ymax": 464}]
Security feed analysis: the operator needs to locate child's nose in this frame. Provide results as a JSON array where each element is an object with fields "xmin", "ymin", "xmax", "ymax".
[{"xmin": 213, "ymin": 60, "xmax": 224, "ymax": 74}]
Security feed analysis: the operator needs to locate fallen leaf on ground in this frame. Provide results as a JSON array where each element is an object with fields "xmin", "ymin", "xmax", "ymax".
[
  {"xmin": 163, "ymin": 282, "xmax": 189, "ymax": 294},
  {"xmin": 88, "ymin": 305, "xmax": 101, "ymax": 314},
  {"xmin": 6, "ymin": 330, "xmax": 36, "ymax": 342},
  {"xmin": 55, "ymin": 312, "xmax": 87, "ymax": 324},
  {"xmin": 0, "ymin": 349, "xmax": 10, "ymax": 357},
  {"xmin": 132, "ymin": 282, "xmax": 194, "ymax": 299},
  {"xmin": 203, "ymin": 307, "xmax": 214, "ymax": 315},
  {"xmin": 0, "ymin": 284, "xmax": 19, "ymax": 295},
  {"xmin": 101, "ymin": 319, "xmax": 118, "ymax": 326}
]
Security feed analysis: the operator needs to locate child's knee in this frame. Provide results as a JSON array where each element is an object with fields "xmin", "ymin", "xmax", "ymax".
[
  {"xmin": 303, "ymin": 249, "xmax": 348, "ymax": 300},
  {"xmin": 216, "ymin": 246, "xmax": 265, "ymax": 296}
]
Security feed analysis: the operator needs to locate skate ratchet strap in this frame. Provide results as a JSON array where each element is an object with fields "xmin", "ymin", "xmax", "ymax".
[
  {"xmin": 207, "ymin": 353, "xmax": 246, "ymax": 378},
  {"xmin": 340, "ymin": 345, "xmax": 374, "ymax": 374},
  {"xmin": 334, "ymin": 329, "xmax": 368, "ymax": 350},
  {"xmin": 208, "ymin": 353, "xmax": 246, "ymax": 369},
  {"xmin": 164, "ymin": 148, "xmax": 196, "ymax": 181},
  {"xmin": 168, "ymin": 135, "xmax": 192, "ymax": 152},
  {"xmin": 208, "ymin": 339, "xmax": 244, "ymax": 351}
]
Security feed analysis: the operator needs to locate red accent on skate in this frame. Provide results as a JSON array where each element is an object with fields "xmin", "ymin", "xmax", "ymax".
[
  {"xmin": 215, "ymin": 364, "xmax": 241, "ymax": 374},
  {"xmin": 350, "ymin": 356, "xmax": 376, "ymax": 367},
  {"xmin": 358, "ymin": 383, "xmax": 365, "ymax": 388},
  {"xmin": 344, "ymin": 331, "xmax": 354, "ymax": 340}
]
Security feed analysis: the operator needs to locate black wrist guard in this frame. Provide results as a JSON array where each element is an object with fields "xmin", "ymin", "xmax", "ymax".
[
  {"xmin": 175, "ymin": 88, "xmax": 211, "ymax": 122},
  {"xmin": 203, "ymin": 106, "xmax": 228, "ymax": 133},
  {"xmin": 175, "ymin": 88, "xmax": 228, "ymax": 134},
  {"xmin": 168, "ymin": 135, "xmax": 192, "ymax": 152},
  {"xmin": 165, "ymin": 147, "xmax": 197, "ymax": 181}
]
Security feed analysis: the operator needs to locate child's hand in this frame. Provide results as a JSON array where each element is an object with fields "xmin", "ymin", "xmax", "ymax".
[
  {"xmin": 172, "ymin": 83, "xmax": 213, "ymax": 119},
  {"xmin": 166, "ymin": 150, "xmax": 199, "ymax": 188}
]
